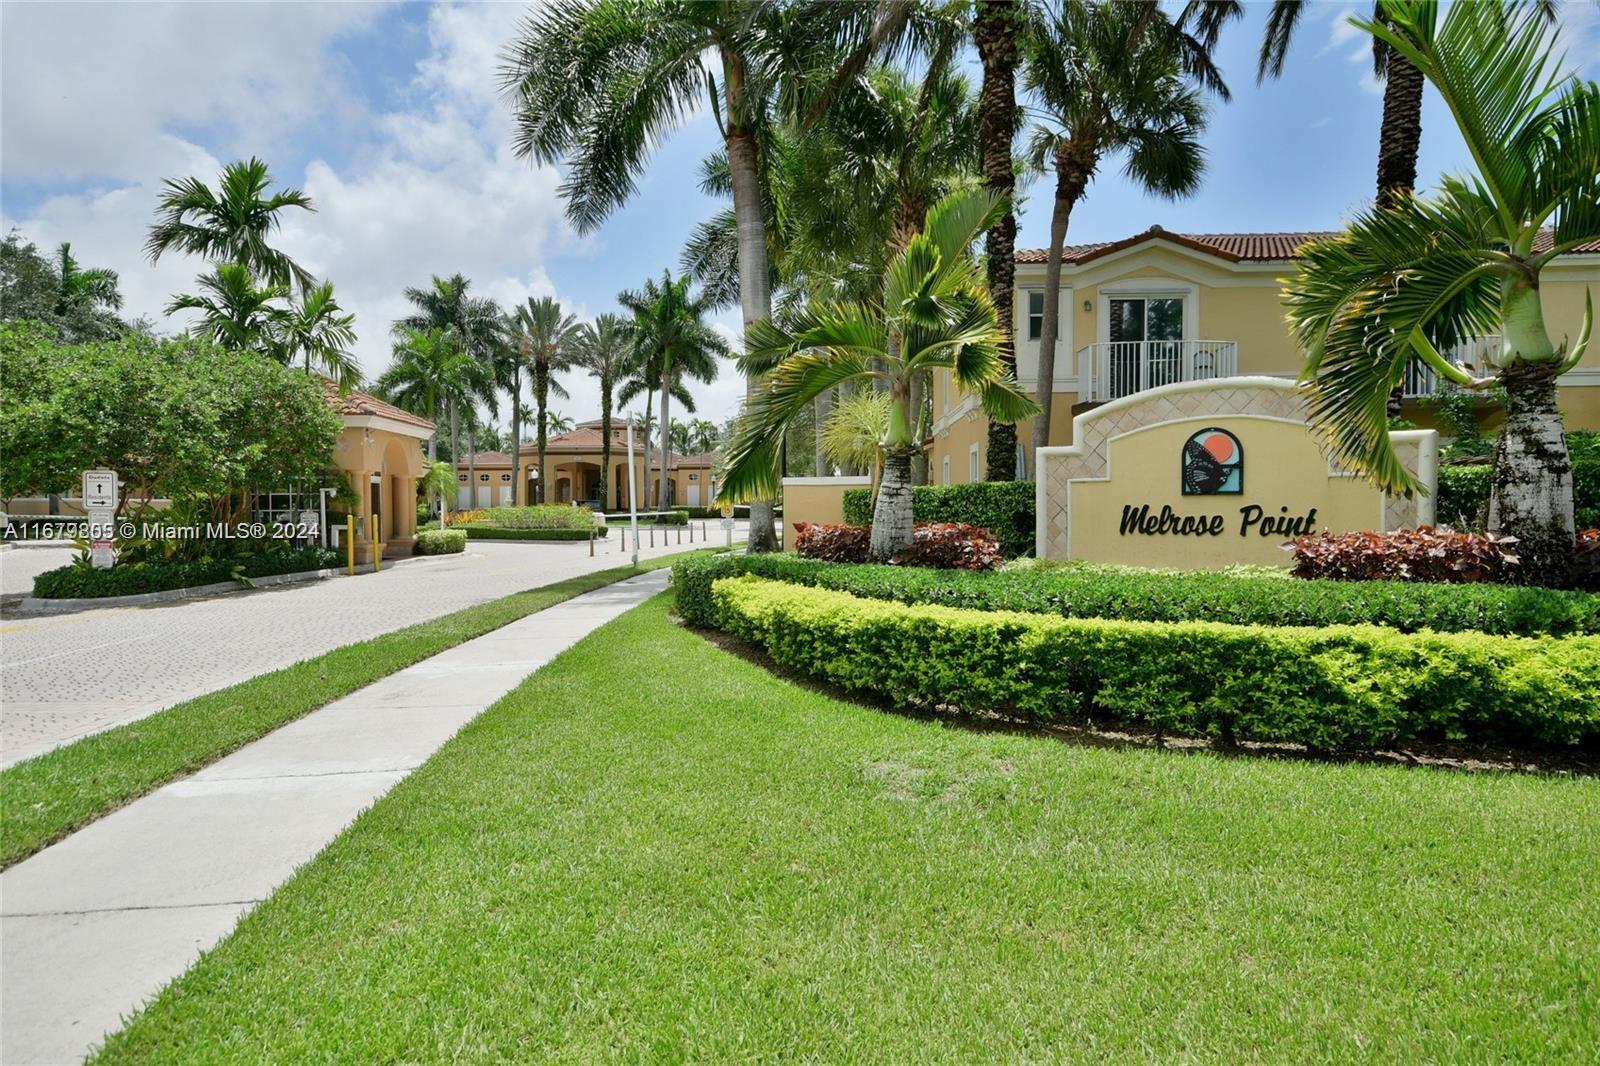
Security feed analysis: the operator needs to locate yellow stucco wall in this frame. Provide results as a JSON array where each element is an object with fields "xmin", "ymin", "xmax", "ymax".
[{"xmin": 781, "ymin": 477, "xmax": 872, "ymax": 527}]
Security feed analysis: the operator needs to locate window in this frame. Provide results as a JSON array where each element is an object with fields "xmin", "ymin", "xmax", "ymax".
[
  {"xmin": 457, "ymin": 474, "xmax": 467, "ymax": 482},
  {"xmin": 500, "ymin": 473, "xmax": 511, "ymax": 482},
  {"xmin": 1027, "ymin": 291, "xmax": 1044, "ymax": 340},
  {"xmin": 969, "ymin": 443, "xmax": 980, "ymax": 483},
  {"xmin": 942, "ymin": 456, "xmax": 951, "ymax": 485},
  {"xmin": 479, "ymin": 474, "xmax": 490, "ymax": 482}
]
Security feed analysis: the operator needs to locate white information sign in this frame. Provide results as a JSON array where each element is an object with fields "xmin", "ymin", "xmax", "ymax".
[{"xmin": 82, "ymin": 469, "xmax": 118, "ymax": 509}]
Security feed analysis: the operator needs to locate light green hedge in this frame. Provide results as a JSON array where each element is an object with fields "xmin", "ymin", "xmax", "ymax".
[
  {"xmin": 479, "ymin": 505, "xmax": 595, "ymax": 531},
  {"xmin": 414, "ymin": 529, "xmax": 467, "ymax": 555},
  {"xmin": 706, "ymin": 575, "xmax": 1600, "ymax": 750},
  {"xmin": 460, "ymin": 524, "xmax": 603, "ymax": 541},
  {"xmin": 842, "ymin": 481, "xmax": 1035, "ymax": 557}
]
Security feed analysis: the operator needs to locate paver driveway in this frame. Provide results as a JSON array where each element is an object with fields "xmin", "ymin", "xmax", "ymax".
[{"xmin": 0, "ymin": 525, "xmax": 742, "ymax": 767}]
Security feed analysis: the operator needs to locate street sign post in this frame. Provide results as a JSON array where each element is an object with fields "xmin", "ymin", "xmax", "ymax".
[{"xmin": 82, "ymin": 469, "xmax": 119, "ymax": 569}]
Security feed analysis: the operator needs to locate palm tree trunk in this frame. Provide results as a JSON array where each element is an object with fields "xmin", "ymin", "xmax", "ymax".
[
  {"xmin": 1491, "ymin": 362, "xmax": 1573, "ymax": 585},
  {"xmin": 723, "ymin": 51, "xmax": 778, "ymax": 551},
  {"xmin": 599, "ymin": 382, "xmax": 613, "ymax": 510},
  {"xmin": 448, "ymin": 399, "xmax": 459, "ymax": 509},
  {"xmin": 869, "ymin": 380, "xmax": 918, "ymax": 561},
  {"xmin": 536, "ymin": 366, "xmax": 548, "ymax": 505},
  {"xmin": 1375, "ymin": 50, "xmax": 1423, "ymax": 210},
  {"xmin": 467, "ymin": 411, "xmax": 478, "ymax": 511},
  {"xmin": 813, "ymin": 389, "xmax": 830, "ymax": 475},
  {"xmin": 976, "ymin": 0, "xmax": 1019, "ymax": 483},
  {"xmin": 1033, "ymin": 153, "xmax": 1090, "ymax": 460},
  {"xmin": 640, "ymin": 390, "xmax": 654, "ymax": 512},
  {"xmin": 509, "ymin": 366, "xmax": 523, "ymax": 506},
  {"xmin": 658, "ymin": 370, "xmax": 672, "ymax": 510}
]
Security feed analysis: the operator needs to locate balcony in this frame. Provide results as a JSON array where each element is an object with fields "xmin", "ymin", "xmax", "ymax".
[
  {"xmin": 1077, "ymin": 340, "xmax": 1238, "ymax": 403},
  {"xmin": 1401, "ymin": 335, "xmax": 1502, "ymax": 399}
]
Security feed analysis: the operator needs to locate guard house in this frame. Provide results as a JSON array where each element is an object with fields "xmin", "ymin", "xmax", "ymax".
[{"xmin": 324, "ymin": 381, "xmax": 435, "ymax": 561}]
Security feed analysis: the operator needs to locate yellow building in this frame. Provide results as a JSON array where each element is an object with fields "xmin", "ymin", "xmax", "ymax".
[
  {"xmin": 456, "ymin": 420, "xmax": 719, "ymax": 511},
  {"xmin": 324, "ymin": 381, "xmax": 434, "ymax": 561},
  {"xmin": 929, "ymin": 228, "xmax": 1600, "ymax": 482}
]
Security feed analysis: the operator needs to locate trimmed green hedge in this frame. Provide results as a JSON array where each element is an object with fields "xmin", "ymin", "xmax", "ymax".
[
  {"xmin": 415, "ymin": 529, "xmax": 467, "ymax": 555},
  {"xmin": 1437, "ymin": 460, "xmax": 1600, "ymax": 531},
  {"xmin": 708, "ymin": 575, "xmax": 1600, "ymax": 749},
  {"xmin": 480, "ymin": 505, "xmax": 594, "ymax": 531},
  {"xmin": 671, "ymin": 553, "xmax": 1600, "ymax": 636},
  {"xmin": 33, "ymin": 548, "xmax": 341, "ymax": 599},
  {"xmin": 842, "ymin": 481, "xmax": 1035, "ymax": 557},
  {"xmin": 460, "ymin": 524, "xmax": 603, "ymax": 542}
]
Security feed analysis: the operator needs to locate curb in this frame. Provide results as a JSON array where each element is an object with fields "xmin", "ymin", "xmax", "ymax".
[{"xmin": 10, "ymin": 553, "xmax": 457, "ymax": 615}]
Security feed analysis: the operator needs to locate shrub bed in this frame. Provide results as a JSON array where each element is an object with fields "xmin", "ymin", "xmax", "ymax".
[
  {"xmin": 415, "ymin": 529, "xmax": 467, "ymax": 555},
  {"xmin": 793, "ymin": 521, "xmax": 1001, "ymax": 570},
  {"xmin": 33, "ymin": 547, "xmax": 341, "ymax": 599},
  {"xmin": 843, "ymin": 481, "xmax": 1034, "ymax": 557},
  {"xmin": 479, "ymin": 505, "xmax": 594, "ymax": 531},
  {"xmin": 671, "ymin": 553, "xmax": 1600, "ymax": 636},
  {"xmin": 1289, "ymin": 526, "xmax": 1519, "ymax": 582},
  {"xmin": 460, "ymin": 525, "xmax": 603, "ymax": 542},
  {"xmin": 708, "ymin": 575, "xmax": 1600, "ymax": 749}
]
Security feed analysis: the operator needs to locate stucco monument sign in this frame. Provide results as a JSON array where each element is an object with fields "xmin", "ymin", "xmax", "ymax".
[{"xmin": 1035, "ymin": 377, "xmax": 1438, "ymax": 568}]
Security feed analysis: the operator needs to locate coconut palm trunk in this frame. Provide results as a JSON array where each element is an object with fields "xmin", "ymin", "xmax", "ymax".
[
  {"xmin": 467, "ymin": 413, "xmax": 478, "ymax": 510},
  {"xmin": 976, "ymin": 0, "xmax": 1020, "ymax": 482},
  {"xmin": 723, "ymin": 54, "xmax": 779, "ymax": 551},
  {"xmin": 869, "ymin": 382, "xmax": 919, "ymax": 560},
  {"xmin": 509, "ymin": 364, "xmax": 523, "ymax": 504},
  {"xmin": 599, "ymin": 391, "xmax": 614, "ymax": 510},
  {"xmin": 448, "ymin": 399, "xmax": 459, "ymax": 511}
]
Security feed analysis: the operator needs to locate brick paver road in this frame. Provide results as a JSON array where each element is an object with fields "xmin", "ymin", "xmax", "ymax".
[{"xmin": 0, "ymin": 523, "xmax": 745, "ymax": 767}]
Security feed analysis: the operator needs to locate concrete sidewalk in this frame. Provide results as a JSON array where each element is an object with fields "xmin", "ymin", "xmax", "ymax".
[{"xmin": 0, "ymin": 569, "xmax": 670, "ymax": 1065}]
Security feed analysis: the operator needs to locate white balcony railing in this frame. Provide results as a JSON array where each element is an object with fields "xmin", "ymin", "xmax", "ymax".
[
  {"xmin": 1401, "ymin": 335, "xmax": 1502, "ymax": 399},
  {"xmin": 1077, "ymin": 340, "xmax": 1238, "ymax": 403}
]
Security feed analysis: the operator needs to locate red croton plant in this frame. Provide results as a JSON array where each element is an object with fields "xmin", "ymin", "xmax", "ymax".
[
  {"xmin": 1286, "ymin": 526, "xmax": 1521, "ymax": 583},
  {"xmin": 792, "ymin": 522, "xmax": 1003, "ymax": 571}
]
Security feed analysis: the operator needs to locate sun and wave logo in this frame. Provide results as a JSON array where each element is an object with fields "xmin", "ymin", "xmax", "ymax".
[{"xmin": 1181, "ymin": 427, "xmax": 1242, "ymax": 495}]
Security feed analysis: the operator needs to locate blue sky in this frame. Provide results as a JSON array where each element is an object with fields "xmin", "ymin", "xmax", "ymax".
[{"xmin": 4, "ymin": 1, "xmax": 1597, "ymax": 427}]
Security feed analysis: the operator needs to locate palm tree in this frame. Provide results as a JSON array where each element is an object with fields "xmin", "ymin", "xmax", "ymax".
[
  {"xmin": 616, "ymin": 349, "xmax": 694, "ymax": 510},
  {"xmin": 974, "ymin": 0, "xmax": 1023, "ymax": 481},
  {"xmin": 547, "ymin": 411, "xmax": 575, "ymax": 435},
  {"xmin": 576, "ymin": 313, "xmax": 631, "ymax": 509},
  {"xmin": 1022, "ymin": 0, "xmax": 1211, "ymax": 458},
  {"xmin": 166, "ymin": 262, "xmax": 288, "ymax": 353},
  {"xmin": 821, "ymin": 387, "xmax": 892, "ymax": 489},
  {"xmin": 687, "ymin": 417, "xmax": 721, "ymax": 453},
  {"xmin": 724, "ymin": 188, "xmax": 1038, "ymax": 559},
  {"xmin": 375, "ymin": 326, "xmax": 494, "ymax": 516},
  {"xmin": 1285, "ymin": 1, "xmax": 1598, "ymax": 585},
  {"xmin": 146, "ymin": 157, "xmax": 315, "ymax": 289},
  {"xmin": 278, "ymin": 281, "xmax": 359, "ymax": 388},
  {"xmin": 501, "ymin": 1, "xmax": 882, "ymax": 550},
  {"xmin": 396, "ymin": 274, "xmax": 503, "ymax": 498},
  {"xmin": 54, "ymin": 242, "xmax": 122, "ymax": 315},
  {"xmin": 620, "ymin": 272, "xmax": 726, "ymax": 509},
  {"xmin": 494, "ymin": 313, "xmax": 529, "ymax": 502},
  {"xmin": 510, "ymin": 297, "xmax": 579, "ymax": 503}
]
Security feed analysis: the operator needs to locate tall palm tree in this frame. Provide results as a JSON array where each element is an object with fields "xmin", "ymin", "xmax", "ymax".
[
  {"xmin": 278, "ymin": 281, "xmax": 359, "ymax": 389},
  {"xmin": 1023, "ymin": 0, "xmax": 1212, "ymax": 457},
  {"xmin": 54, "ymin": 242, "xmax": 122, "ymax": 315},
  {"xmin": 1285, "ymin": 1, "xmax": 1598, "ymax": 586},
  {"xmin": 974, "ymin": 0, "xmax": 1023, "ymax": 481},
  {"xmin": 616, "ymin": 349, "xmax": 695, "ymax": 509},
  {"xmin": 376, "ymin": 326, "xmax": 494, "ymax": 515},
  {"xmin": 576, "ymin": 313, "xmax": 631, "ymax": 509},
  {"xmin": 146, "ymin": 157, "xmax": 315, "ymax": 289},
  {"xmin": 494, "ymin": 311, "xmax": 530, "ymax": 502},
  {"xmin": 687, "ymin": 417, "xmax": 721, "ymax": 452},
  {"xmin": 166, "ymin": 262, "xmax": 288, "ymax": 353},
  {"xmin": 501, "ymin": 1, "xmax": 881, "ymax": 550},
  {"xmin": 620, "ymin": 272, "xmax": 726, "ymax": 508},
  {"xmin": 396, "ymin": 274, "xmax": 503, "ymax": 496},
  {"xmin": 512, "ymin": 297, "xmax": 579, "ymax": 503},
  {"xmin": 724, "ymin": 188, "xmax": 1037, "ymax": 559},
  {"xmin": 547, "ymin": 411, "xmax": 575, "ymax": 435}
]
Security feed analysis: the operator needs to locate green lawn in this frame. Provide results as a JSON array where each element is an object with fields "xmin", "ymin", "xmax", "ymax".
[
  {"xmin": 95, "ymin": 594, "xmax": 1599, "ymax": 1062},
  {"xmin": 0, "ymin": 548, "xmax": 727, "ymax": 868}
]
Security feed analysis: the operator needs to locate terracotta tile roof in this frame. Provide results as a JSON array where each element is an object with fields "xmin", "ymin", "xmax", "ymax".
[
  {"xmin": 321, "ymin": 378, "xmax": 436, "ymax": 431},
  {"xmin": 671, "ymin": 451, "xmax": 720, "ymax": 468},
  {"xmin": 454, "ymin": 451, "xmax": 513, "ymax": 469},
  {"xmin": 1017, "ymin": 227, "xmax": 1600, "ymax": 265}
]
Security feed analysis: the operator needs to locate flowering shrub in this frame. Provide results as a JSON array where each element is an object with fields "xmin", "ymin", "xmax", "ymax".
[
  {"xmin": 444, "ymin": 509, "xmax": 487, "ymax": 527},
  {"xmin": 1287, "ymin": 526, "xmax": 1519, "ymax": 583},
  {"xmin": 792, "ymin": 521, "xmax": 1002, "ymax": 570}
]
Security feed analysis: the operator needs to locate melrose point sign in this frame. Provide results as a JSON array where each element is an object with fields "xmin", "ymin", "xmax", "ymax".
[{"xmin": 1035, "ymin": 377, "xmax": 1438, "ymax": 569}]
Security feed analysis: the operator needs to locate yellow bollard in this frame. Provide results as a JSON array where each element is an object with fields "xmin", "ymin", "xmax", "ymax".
[
  {"xmin": 346, "ymin": 516, "xmax": 355, "ymax": 575},
  {"xmin": 371, "ymin": 512, "xmax": 381, "ymax": 572}
]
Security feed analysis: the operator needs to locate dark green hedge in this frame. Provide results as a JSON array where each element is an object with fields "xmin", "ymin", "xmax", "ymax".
[
  {"xmin": 460, "ymin": 525, "xmax": 603, "ymax": 541},
  {"xmin": 415, "ymin": 529, "xmax": 467, "ymax": 555},
  {"xmin": 671, "ymin": 552, "xmax": 1600, "ymax": 637},
  {"xmin": 842, "ymin": 481, "xmax": 1035, "ymax": 557},
  {"xmin": 709, "ymin": 574, "xmax": 1600, "ymax": 750},
  {"xmin": 33, "ymin": 548, "xmax": 341, "ymax": 599},
  {"xmin": 1436, "ymin": 460, "xmax": 1600, "ymax": 531}
]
